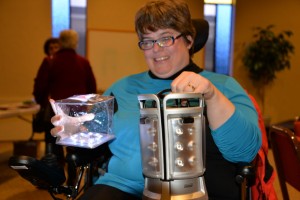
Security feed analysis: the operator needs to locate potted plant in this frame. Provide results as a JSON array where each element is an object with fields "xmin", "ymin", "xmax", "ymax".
[{"xmin": 242, "ymin": 25, "xmax": 294, "ymax": 117}]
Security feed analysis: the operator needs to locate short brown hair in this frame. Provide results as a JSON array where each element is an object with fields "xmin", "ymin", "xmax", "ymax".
[
  {"xmin": 135, "ymin": 0, "xmax": 196, "ymax": 54},
  {"xmin": 44, "ymin": 37, "xmax": 59, "ymax": 55}
]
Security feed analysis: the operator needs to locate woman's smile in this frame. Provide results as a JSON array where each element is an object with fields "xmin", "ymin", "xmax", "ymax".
[{"xmin": 154, "ymin": 56, "xmax": 169, "ymax": 62}]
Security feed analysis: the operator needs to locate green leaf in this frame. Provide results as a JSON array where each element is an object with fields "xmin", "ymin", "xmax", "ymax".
[{"xmin": 242, "ymin": 25, "xmax": 294, "ymax": 86}]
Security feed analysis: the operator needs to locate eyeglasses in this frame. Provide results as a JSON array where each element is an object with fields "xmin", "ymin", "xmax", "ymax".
[{"xmin": 138, "ymin": 34, "xmax": 183, "ymax": 50}]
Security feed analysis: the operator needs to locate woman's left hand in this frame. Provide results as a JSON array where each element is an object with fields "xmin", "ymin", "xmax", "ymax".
[
  {"xmin": 171, "ymin": 71, "xmax": 235, "ymax": 130},
  {"xmin": 171, "ymin": 71, "xmax": 215, "ymax": 100}
]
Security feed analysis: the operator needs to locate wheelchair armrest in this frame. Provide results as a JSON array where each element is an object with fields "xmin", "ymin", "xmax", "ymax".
[{"xmin": 8, "ymin": 154, "xmax": 66, "ymax": 188}]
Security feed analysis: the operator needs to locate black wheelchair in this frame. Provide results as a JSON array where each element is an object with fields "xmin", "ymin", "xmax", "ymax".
[
  {"xmin": 9, "ymin": 142, "xmax": 256, "ymax": 200},
  {"xmin": 8, "ymin": 19, "xmax": 257, "ymax": 200},
  {"xmin": 9, "ymin": 143, "xmax": 112, "ymax": 200}
]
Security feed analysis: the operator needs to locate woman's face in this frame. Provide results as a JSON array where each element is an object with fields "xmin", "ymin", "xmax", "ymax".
[
  {"xmin": 49, "ymin": 43, "xmax": 60, "ymax": 56},
  {"xmin": 141, "ymin": 29, "xmax": 193, "ymax": 79}
]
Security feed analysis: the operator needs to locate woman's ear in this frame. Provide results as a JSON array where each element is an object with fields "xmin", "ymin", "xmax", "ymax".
[{"xmin": 186, "ymin": 35, "xmax": 194, "ymax": 50}]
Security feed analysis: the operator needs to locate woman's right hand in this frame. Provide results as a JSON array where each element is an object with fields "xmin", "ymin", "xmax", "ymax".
[
  {"xmin": 50, "ymin": 114, "xmax": 65, "ymax": 137},
  {"xmin": 49, "ymin": 99, "xmax": 95, "ymax": 137}
]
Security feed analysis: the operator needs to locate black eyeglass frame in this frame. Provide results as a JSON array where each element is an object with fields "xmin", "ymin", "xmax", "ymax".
[{"xmin": 138, "ymin": 34, "xmax": 183, "ymax": 50}]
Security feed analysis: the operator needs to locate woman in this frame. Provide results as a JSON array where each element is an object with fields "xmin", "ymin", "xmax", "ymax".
[{"xmin": 51, "ymin": 0, "xmax": 261, "ymax": 199}]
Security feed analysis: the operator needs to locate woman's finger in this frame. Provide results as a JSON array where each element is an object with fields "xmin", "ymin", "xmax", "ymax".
[
  {"xmin": 50, "ymin": 125, "xmax": 64, "ymax": 137},
  {"xmin": 49, "ymin": 99, "xmax": 57, "ymax": 114},
  {"xmin": 52, "ymin": 115, "xmax": 66, "ymax": 126},
  {"xmin": 49, "ymin": 98, "xmax": 65, "ymax": 115}
]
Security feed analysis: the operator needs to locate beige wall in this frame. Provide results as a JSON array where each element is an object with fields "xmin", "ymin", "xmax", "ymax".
[
  {"xmin": 0, "ymin": 0, "xmax": 51, "ymax": 140},
  {"xmin": 86, "ymin": 0, "xmax": 205, "ymax": 91},
  {"xmin": 86, "ymin": 0, "xmax": 300, "ymax": 124},
  {"xmin": 1, "ymin": 0, "xmax": 299, "ymax": 141},
  {"xmin": 0, "ymin": 0, "xmax": 203, "ymax": 101},
  {"xmin": 0, "ymin": 0, "xmax": 52, "ymax": 102},
  {"xmin": 233, "ymin": 0, "xmax": 300, "ymax": 123},
  {"xmin": 87, "ymin": 0, "xmax": 203, "ymax": 31}
]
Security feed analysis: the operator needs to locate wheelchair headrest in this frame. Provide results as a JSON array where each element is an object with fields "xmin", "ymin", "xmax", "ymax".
[{"xmin": 192, "ymin": 19, "xmax": 209, "ymax": 54}]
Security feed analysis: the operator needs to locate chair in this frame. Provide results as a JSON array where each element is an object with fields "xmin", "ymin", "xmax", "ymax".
[
  {"xmin": 192, "ymin": 20, "xmax": 274, "ymax": 200},
  {"xmin": 238, "ymin": 93, "xmax": 277, "ymax": 200},
  {"xmin": 294, "ymin": 120, "xmax": 300, "ymax": 137},
  {"xmin": 269, "ymin": 125, "xmax": 300, "ymax": 200}
]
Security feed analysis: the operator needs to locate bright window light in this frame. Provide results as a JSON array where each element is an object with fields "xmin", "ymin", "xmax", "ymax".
[
  {"xmin": 204, "ymin": 0, "xmax": 232, "ymax": 4},
  {"xmin": 204, "ymin": 4, "xmax": 216, "ymax": 16},
  {"xmin": 52, "ymin": 0, "xmax": 70, "ymax": 37},
  {"xmin": 71, "ymin": 0, "xmax": 86, "ymax": 7}
]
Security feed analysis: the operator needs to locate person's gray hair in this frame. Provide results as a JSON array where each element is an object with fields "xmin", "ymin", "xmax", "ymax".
[{"xmin": 59, "ymin": 29, "xmax": 79, "ymax": 50}]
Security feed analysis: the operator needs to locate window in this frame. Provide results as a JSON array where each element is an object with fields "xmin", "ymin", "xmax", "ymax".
[
  {"xmin": 51, "ymin": 0, "xmax": 87, "ymax": 56},
  {"xmin": 204, "ymin": 1, "xmax": 234, "ymax": 75},
  {"xmin": 52, "ymin": 0, "xmax": 70, "ymax": 37}
]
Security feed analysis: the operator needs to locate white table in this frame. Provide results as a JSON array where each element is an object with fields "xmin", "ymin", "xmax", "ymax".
[
  {"xmin": 0, "ymin": 102, "xmax": 40, "ymax": 141},
  {"xmin": 0, "ymin": 102, "xmax": 40, "ymax": 121}
]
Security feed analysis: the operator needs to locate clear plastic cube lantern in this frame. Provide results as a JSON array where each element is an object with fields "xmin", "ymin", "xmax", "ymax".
[{"xmin": 54, "ymin": 94, "xmax": 115, "ymax": 149}]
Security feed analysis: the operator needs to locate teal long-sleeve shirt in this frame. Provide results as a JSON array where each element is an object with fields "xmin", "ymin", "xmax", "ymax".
[{"xmin": 95, "ymin": 69, "xmax": 262, "ymax": 198}]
